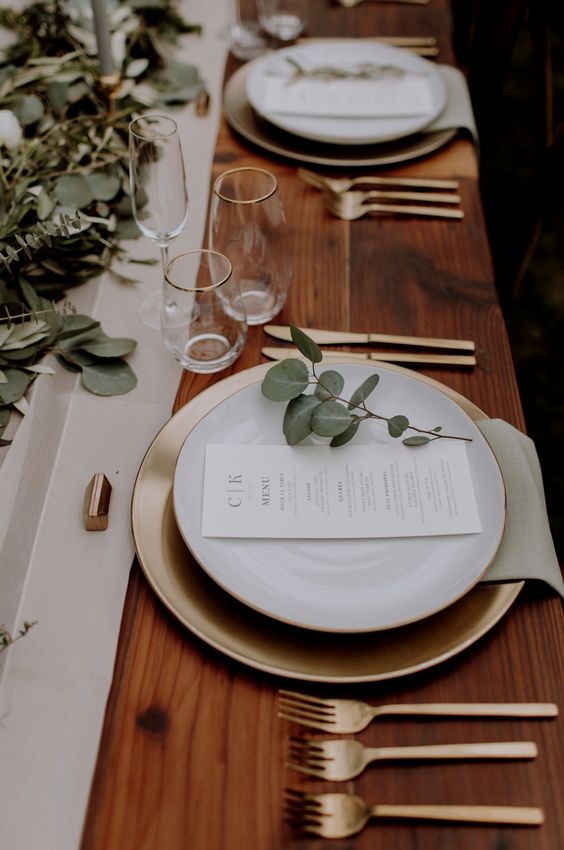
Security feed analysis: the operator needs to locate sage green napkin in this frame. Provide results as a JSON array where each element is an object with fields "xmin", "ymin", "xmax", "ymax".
[
  {"xmin": 478, "ymin": 419, "xmax": 564, "ymax": 596},
  {"xmin": 428, "ymin": 66, "xmax": 478, "ymax": 142}
]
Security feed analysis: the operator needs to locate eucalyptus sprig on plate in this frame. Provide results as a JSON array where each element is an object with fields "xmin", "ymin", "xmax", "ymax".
[{"xmin": 261, "ymin": 325, "xmax": 471, "ymax": 447}]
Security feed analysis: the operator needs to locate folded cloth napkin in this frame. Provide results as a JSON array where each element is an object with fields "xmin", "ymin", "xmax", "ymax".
[
  {"xmin": 426, "ymin": 65, "xmax": 478, "ymax": 142},
  {"xmin": 263, "ymin": 72, "xmax": 436, "ymax": 119},
  {"xmin": 479, "ymin": 419, "xmax": 564, "ymax": 596}
]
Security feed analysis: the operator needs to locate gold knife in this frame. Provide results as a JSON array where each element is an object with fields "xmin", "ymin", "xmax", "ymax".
[
  {"xmin": 264, "ymin": 325, "xmax": 475, "ymax": 352},
  {"xmin": 262, "ymin": 347, "xmax": 477, "ymax": 367}
]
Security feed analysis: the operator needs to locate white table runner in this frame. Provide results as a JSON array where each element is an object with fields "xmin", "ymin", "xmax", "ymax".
[{"xmin": 0, "ymin": 2, "xmax": 232, "ymax": 848}]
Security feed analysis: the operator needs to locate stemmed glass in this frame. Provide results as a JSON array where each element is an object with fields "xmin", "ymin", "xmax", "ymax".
[
  {"xmin": 128, "ymin": 114, "xmax": 189, "ymax": 329},
  {"xmin": 227, "ymin": 0, "xmax": 268, "ymax": 60}
]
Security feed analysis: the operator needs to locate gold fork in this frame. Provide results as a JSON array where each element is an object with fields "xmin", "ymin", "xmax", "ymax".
[
  {"xmin": 325, "ymin": 192, "xmax": 464, "ymax": 220},
  {"xmin": 287, "ymin": 736, "xmax": 538, "ymax": 781},
  {"xmin": 278, "ymin": 690, "xmax": 559, "ymax": 733},
  {"xmin": 285, "ymin": 790, "xmax": 544, "ymax": 838},
  {"xmin": 298, "ymin": 167, "xmax": 459, "ymax": 192}
]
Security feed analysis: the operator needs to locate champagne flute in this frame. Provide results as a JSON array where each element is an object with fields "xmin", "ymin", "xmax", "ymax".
[{"xmin": 128, "ymin": 114, "xmax": 189, "ymax": 329}]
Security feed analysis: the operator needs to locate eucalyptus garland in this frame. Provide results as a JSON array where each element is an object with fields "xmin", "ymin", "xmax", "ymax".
[{"xmin": 0, "ymin": 0, "xmax": 204, "ymax": 440}]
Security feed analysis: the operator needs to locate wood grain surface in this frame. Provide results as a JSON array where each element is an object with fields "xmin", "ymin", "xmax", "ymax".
[{"xmin": 81, "ymin": 2, "xmax": 563, "ymax": 849}]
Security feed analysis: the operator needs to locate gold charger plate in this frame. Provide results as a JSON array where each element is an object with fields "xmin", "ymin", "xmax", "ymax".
[
  {"xmin": 223, "ymin": 62, "xmax": 457, "ymax": 169},
  {"xmin": 132, "ymin": 362, "xmax": 522, "ymax": 683}
]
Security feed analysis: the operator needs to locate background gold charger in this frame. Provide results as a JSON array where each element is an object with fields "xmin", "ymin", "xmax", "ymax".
[
  {"xmin": 131, "ymin": 362, "xmax": 522, "ymax": 683},
  {"xmin": 223, "ymin": 63, "xmax": 457, "ymax": 169}
]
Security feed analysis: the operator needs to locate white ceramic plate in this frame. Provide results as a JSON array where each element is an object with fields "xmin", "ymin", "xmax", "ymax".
[
  {"xmin": 245, "ymin": 41, "xmax": 447, "ymax": 145},
  {"xmin": 173, "ymin": 364, "xmax": 506, "ymax": 633}
]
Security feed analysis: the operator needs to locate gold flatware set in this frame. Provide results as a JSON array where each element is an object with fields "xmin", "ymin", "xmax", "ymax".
[
  {"xmin": 299, "ymin": 167, "xmax": 464, "ymax": 221},
  {"xmin": 285, "ymin": 790, "xmax": 544, "ymax": 838},
  {"xmin": 279, "ymin": 691, "xmax": 558, "ymax": 733},
  {"xmin": 280, "ymin": 691, "xmax": 558, "ymax": 836},
  {"xmin": 263, "ymin": 324, "xmax": 477, "ymax": 367},
  {"xmin": 287, "ymin": 737, "xmax": 538, "ymax": 781},
  {"xmin": 304, "ymin": 35, "xmax": 439, "ymax": 57}
]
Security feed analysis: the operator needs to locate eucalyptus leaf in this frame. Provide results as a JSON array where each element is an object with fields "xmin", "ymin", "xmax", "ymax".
[
  {"xmin": 13, "ymin": 395, "xmax": 30, "ymax": 415},
  {"xmin": 348, "ymin": 373, "xmax": 380, "ymax": 411},
  {"xmin": 54, "ymin": 175, "xmax": 94, "ymax": 209},
  {"xmin": 126, "ymin": 57, "xmax": 150, "ymax": 77},
  {"xmin": 37, "ymin": 192, "xmax": 55, "ymax": 221},
  {"xmin": 81, "ymin": 334, "xmax": 137, "ymax": 358},
  {"xmin": 0, "ymin": 369, "xmax": 6, "ymax": 383},
  {"xmin": 58, "ymin": 349, "xmax": 99, "ymax": 370},
  {"xmin": 0, "ymin": 406, "xmax": 10, "ymax": 437},
  {"xmin": 2, "ymin": 330, "xmax": 49, "ymax": 350},
  {"xmin": 388, "ymin": 414, "xmax": 409, "ymax": 438},
  {"xmin": 85, "ymin": 171, "xmax": 121, "ymax": 202},
  {"xmin": 282, "ymin": 394, "xmax": 319, "ymax": 445},
  {"xmin": 81, "ymin": 360, "xmax": 137, "ymax": 396},
  {"xmin": 7, "ymin": 318, "xmax": 47, "ymax": 341},
  {"xmin": 114, "ymin": 217, "xmax": 143, "ymax": 240},
  {"xmin": 0, "ymin": 368, "xmax": 32, "ymax": 404},
  {"xmin": 58, "ymin": 314, "xmax": 101, "ymax": 340},
  {"xmin": 46, "ymin": 80, "xmax": 69, "ymax": 112},
  {"xmin": 261, "ymin": 358, "xmax": 309, "ymax": 401},
  {"xmin": 330, "ymin": 418, "xmax": 361, "ymax": 447},
  {"xmin": 24, "ymin": 363, "xmax": 55, "ymax": 375},
  {"xmin": 402, "ymin": 435, "xmax": 431, "ymax": 446},
  {"xmin": 311, "ymin": 399, "xmax": 352, "ymax": 438},
  {"xmin": 0, "ymin": 324, "xmax": 13, "ymax": 347},
  {"xmin": 14, "ymin": 94, "xmax": 44, "ymax": 125},
  {"xmin": 290, "ymin": 325, "xmax": 322, "ymax": 363},
  {"xmin": 314, "ymin": 369, "xmax": 344, "ymax": 401}
]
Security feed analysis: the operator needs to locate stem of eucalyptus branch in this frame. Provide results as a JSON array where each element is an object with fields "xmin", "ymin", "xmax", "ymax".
[
  {"xmin": 312, "ymin": 364, "xmax": 471, "ymax": 443},
  {"xmin": 0, "ymin": 621, "xmax": 37, "ymax": 654}
]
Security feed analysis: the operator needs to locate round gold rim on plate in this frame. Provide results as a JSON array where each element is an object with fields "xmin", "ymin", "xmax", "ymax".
[
  {"xmin": 223, "ymin": 62, "xmax": 457, "ymax": 169},
  {"xmin": 131, "ymin": 362, "xmax": 522, "ymax": 683}
]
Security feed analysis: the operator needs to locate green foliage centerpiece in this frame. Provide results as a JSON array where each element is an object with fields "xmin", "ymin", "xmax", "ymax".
[
  {"xmin": 261, "ymin": 325, "xmax": 471, "ymax": 447},
  {"xmin": 0, "ymin": 0, "xmax": 204, "ymax": 441}
]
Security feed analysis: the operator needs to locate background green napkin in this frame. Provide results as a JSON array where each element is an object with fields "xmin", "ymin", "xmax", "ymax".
[{"xmin": 479, "ymin": 419, "xmax": 564, "ymax": 596}]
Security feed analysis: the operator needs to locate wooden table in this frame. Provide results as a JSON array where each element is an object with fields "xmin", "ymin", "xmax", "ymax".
[{"xmin": 81, "ymin": 2, "xmax": 563, "ymax": 847}]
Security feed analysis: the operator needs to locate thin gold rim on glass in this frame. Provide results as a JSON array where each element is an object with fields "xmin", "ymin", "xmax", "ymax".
[
  {"xmin": 164, "ymin": 248, "xmax": 233, "ymax": 293},
  {"xmin": 213, "ymin": 166, "xmax": 278, "ymax": 204},
  {"xmin": 128, "ymin": 113, "xmax": 178, "ymax": 141},
  {"xmin": 131, "ymin": 361, "xmax": 523, "ymax": 683}
]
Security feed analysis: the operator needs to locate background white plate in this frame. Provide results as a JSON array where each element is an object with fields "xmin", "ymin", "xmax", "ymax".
[
  {"xmin": 173, "ymin": 364, "xmax": 506, "ymax": 632},
  {"xmin": 245, "ymin": 41, "xmax": 447, "ymax": 145}
]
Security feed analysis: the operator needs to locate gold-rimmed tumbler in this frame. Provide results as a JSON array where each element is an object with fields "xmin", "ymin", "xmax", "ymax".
[
  {"xmin": 209, "ymin": 167, "xmax": 292, "ymax": 325},
  {"xmin": 162, "ymin": 249, "xmax": 247, "ymax": 373}
]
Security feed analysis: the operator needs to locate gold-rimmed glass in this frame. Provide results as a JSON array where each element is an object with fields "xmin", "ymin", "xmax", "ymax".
[
  {"xmin": 162, "ymin": 249, "xmax": 247, "ymax": 373},
  {"xmin": 209, "ymin": 167, "xmax": 292, "ymax": 325}
]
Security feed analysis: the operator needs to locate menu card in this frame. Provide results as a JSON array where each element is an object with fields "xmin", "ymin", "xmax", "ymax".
[
  {"xmin": 262, "ymin": 75, "xmax": 434, "ymax": 118},
  {"xmin": 201, "ymin": 442, "xmax": 482, "ymax": 539}
]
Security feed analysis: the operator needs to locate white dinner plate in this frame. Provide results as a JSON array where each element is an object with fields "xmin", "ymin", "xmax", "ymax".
[
  {"xmin": 173, "ymin": 364, "xmax": 506, "ymax": 633},
  {"xmin": 245, "ymin": 41, "xmax": 447, "ymax": 145}
]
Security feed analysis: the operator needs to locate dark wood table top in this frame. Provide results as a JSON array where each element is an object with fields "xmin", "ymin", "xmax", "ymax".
[{"xmin": 81, "ymin": 2, "xmax": 563, "ymax": 848}]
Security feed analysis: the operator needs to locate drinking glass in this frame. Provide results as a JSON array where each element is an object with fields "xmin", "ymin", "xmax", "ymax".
[
  {"xmin": 162, "ymin": 249, "xmax": 247, "ymax": 373},
  {"xmin": 256, "ymin": 0, "xmax": 308, "ymax": 42},
  {"xmin": 209, "ymin": 167, "xmax": 292, "ymax": 325},
  {"xmin": 226, "ymin": 0, "xmax": 269, "ymax": 60},
  {"xmin": 129, "ymin": 114, "xmax": 189, "ymax": 329}
]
